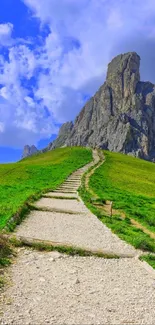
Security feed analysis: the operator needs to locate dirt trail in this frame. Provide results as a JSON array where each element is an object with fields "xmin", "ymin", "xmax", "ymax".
[{"xmin": 1, "ymin": 149, "xmax": 155, "ymax": 325}]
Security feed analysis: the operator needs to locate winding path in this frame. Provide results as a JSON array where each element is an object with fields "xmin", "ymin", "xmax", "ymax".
[{"xmin": 1, "ymin": 150, "xmax": 155, "ymax": 324}]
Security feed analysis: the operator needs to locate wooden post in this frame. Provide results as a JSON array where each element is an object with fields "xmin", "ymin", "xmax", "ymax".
[{"xmin": 110, "ymin": 201, "xmax": 113, "ymax": 217}]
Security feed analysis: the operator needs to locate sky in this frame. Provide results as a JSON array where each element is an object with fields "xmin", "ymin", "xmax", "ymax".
[{"xmin": 1, "ymin": 0, "xmax": 155, "ymax": 162}]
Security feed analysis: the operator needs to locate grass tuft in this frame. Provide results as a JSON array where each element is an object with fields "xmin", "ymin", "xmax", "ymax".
[
  {"xmin": 0, "ymin": 234, "xmax": 13, "ymax": 288},
  {"xmin": 139, "ymin": 254, "xmax": 155, "ymax": 269}
]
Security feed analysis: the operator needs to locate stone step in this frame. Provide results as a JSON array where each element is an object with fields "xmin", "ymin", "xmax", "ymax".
[
  {"xmin": 44, "ymin": 192, "xmax": 78, "ymax": 199},
  {"xmin": 59, "ymin": 182, "xmax": 79, "ymax": 186},
  {"xmin": 54, "ymin": 189, "xmax": 77, "ymax": 193},
  {"xmin": 58, "ymin": 189, "xmax": 79, "ymax": 192},
  {"xmin": 61, "ymin": 181, "xmax": 79, "ymax": 184},
  {"xmin": 65, "ymin": 178, "xmax": 81, "ymax": 181},
  {"xmin": 71, "ymin": 172, "xmax": 83, "ymax": 176},
  {"xmin": 58, "ymin": 187, "xmax": 77, "ymax": 193},
  {"xmin": 61, "ymin": 183, "xmax": 80, "ymax": 187},
  {"xmin": 59, "ymin": 185, "xmax": 79, "ymax": 189},
  {"xmin": 62, "ymin": 181, "xmax": 80, "ymax": 184},
  {"xmin": 65, "ymin": 180, "xmax": 81, "ymax": 183},
  {"xmin": 63, "ymin": 187, "xmax": 79, "ymax": 189},
  {"xmin": 67, "ymin": 180, "xmax": 81, "ymax": 183},
  {"xmin": 35, "ymin": 197, "xmax": 87, "ymax": 214},
  {"xmin": 63, "ymin": 184, "xmax": 80, "ymax": 187},
  {"xmin": 15, "ymin": 209, "xmax": 136, "ymax": 257}
]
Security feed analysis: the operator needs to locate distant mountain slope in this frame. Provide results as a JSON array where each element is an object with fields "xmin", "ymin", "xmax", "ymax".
[
  {"xmin": 22, "ymin": 145, "xmax": 38, "ymax": 159},
  {"xmin": 50, "ymin": 52, "xmax": 155, "ymax": 161}
]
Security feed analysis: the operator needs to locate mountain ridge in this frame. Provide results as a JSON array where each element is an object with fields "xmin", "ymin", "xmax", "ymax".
[
  {"xmin": 22, "ymin": 145, "xmax": 38, "ymax": 159},
  {"xmin": 22, "ymin": 52, "xmax": 155, "ymax": 161}
]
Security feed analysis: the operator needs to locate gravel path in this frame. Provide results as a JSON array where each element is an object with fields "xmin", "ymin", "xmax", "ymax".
[
  {"xmin": 14, "ymin": 150, "xmax": 136, "ymax": 256},
  {"xmin": 1, "ymin": 249, "xmax": 155, "ymax": 325},
  {"xmin": 1, "ymin": 149, "xmax": 155, "ymax": 324},
  {"xmin": 35, "ymin": 197, "xmax": 88, "ymax": 214},
  {"xmin": 15, "ymin": 210, "xmax": 136, "ymax": 256}
]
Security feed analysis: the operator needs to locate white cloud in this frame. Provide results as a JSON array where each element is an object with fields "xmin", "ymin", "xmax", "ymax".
[
  {"xmin": 107, "ymin": 9, "xmax": 123, "ymax": 29},
  {"xmin": 0, "ymin": 23, "xmax": 13, "ymax": 46},
  {"xmin": 0, "ymin": 44, "xmax": 58, "ymax": 147},
  {"xmin": 0, "ymin": 0, "xmax": 155, "ymax": 148},
  {"xmin": 24, "ymin": 96, "xmax": 35, "ymax": 107},
  {"xmin": 0, "ymin": 122, "xmax": 5, "ymax": 133}
]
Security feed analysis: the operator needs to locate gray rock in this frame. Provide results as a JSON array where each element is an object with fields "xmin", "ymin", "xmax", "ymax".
[
  {"xmin": 22, "ymin": 145, "xmax": 38, "ymax": 159},
  {"xmin": 51, "ymin": 52, "xmax": 155, "ymax": 161},
  {"xmin": 48, "ymin": 122, "xmax": 73, "ymax": 150}
]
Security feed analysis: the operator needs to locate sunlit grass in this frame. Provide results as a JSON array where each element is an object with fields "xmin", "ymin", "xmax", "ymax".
[
  {"xmin": 89, "ymin": 151, "xmax": 155, "ymax": 232},
  {"xmin": 79, "ymin": 151, "xmax": 155, "ymax": 253},
  {"xmin": 0, "ymin": 147, "xmax": 92, "ymax": 229},
  {"xmin": 140, "ymin": 254, "xmax": 155, "ymax": 269}
]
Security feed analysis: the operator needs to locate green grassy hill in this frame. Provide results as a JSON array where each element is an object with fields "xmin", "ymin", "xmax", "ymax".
[
  {"xmin": 0, "ymin": 147, "xmax": 92, "ymax": 230},
  {"xmin": 87, "ymin": 151, "xmax": 155, "ymax": 253}
]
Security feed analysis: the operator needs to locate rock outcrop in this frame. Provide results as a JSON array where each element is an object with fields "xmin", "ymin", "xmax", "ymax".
[
  {"xmin": 48, "ymin": 122, "xmax": 73, "ymax": 150},
  {"xmin": 22, "ymin": 145, "xmax": 38, "ymax": 159},
  {"xmin": 51, "ymin": 52, "xmax": 155, "ymax": 161}
]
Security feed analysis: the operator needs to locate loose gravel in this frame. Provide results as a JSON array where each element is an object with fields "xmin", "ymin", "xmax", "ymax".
[
  {"xmin": 15, "ymin": 209, "xmax": 136, "ymax": 256},
  {"xmin": 35, "ymin": 197, "xmax": 88, "ymax": 214},
  {"xmin": 1, "ymin": 249, "xmax": 155, "ymax": 325}
]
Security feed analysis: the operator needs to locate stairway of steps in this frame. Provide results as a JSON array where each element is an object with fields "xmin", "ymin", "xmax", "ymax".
[{"xmin": 14, "ymin": 150, "xmax": 137, "ymax": 257}]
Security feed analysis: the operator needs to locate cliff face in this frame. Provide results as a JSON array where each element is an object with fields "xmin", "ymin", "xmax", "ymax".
[
  {"xmin": 52, "ymin": 52, "xmax": 155, "ymax": 161},
  {"xmin": 22, "ymin": 145, "xmax": 38, "ymax": 159},
  {"xmin": 49, "ymin": 122, "xmax": 73, "ymax": 150}
]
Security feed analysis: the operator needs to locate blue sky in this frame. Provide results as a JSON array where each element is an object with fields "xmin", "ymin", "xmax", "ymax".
[{"xmin": 1, "ymin": 0, "xmax": 155, "ymax": 162}]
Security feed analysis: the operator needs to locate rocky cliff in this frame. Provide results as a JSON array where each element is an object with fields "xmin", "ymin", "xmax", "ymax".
[
  {"xmin": 22, "ymin": 145, "xmax": 38, "ymax": 159},
  {"xmin": 47, "ymin": 122, "xmax": 73, "ymax": 151},
  {"xmin": 51, "ymin": 52, "xmax": 155, "ymax": 161}
]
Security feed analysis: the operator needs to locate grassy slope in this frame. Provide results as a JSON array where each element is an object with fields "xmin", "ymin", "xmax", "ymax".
[
  {"xmin": 90, "ymin": 151, "xmax": 155, "ymax": 231},
  {"xmin": 0, "ymin": 147, "xmax": 92, "ymax": 229},
  {"xmin": 80, "ymin": 150, "xmax": 155, "ymax": 253}
]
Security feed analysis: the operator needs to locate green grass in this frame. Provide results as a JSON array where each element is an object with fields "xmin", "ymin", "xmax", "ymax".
[
  {"xmin": 0, "ymin": 235, "xmax": 13, "ymax": 288},
  {"xmin": 140, "ymin": 254, "xmax": 155, "ymax": 269},
  {"xmin": 0, "ymin": 147, "xmax": 92, "ymax": 229},
  {"xmin": 90, "ymin": 151, "xmax": 155, "ymax": 232},
  {"xmin": 79, "ymin": 151, "xmax": 155, "ymax": 253},
  {"xmin": 0, "ymin": 234, "xmax": 12, "ymax": 270}
]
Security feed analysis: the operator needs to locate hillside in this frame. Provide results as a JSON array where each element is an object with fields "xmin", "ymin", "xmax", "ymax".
[
  {"xmin": 0, "ymin": 147, "xmax": 92, "ymax": 229},
  {"xmin": 1, "ymin": 149, "xmax": 155, "ymax": 323},
  {"xmin": 82, "ymin": 151, "xmax": 155, "ymax": 253},
  {"xmin": 48, "ymin": 52, "xmax": 155, "ymax": 162}
]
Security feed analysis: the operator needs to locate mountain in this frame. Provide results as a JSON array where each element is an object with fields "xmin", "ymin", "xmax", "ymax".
[
  {"xmin": 47, "ymin": 122, "xmax": 73, "ymax": 150},
  {"xmin": 50, "ymin": 52, "xmax": 155, "ymax": 161},
  {"xmin": 22, "ymin": 145, "xmax": 38, "ymax": 159}
]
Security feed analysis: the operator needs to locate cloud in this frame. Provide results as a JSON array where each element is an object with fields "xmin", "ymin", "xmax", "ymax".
[
  {"xmin": 1, "ymin": 0, "xmax": 155, "ymax": 148},
  {"xmin": 0, "ymin": 122, "xmax": 5, "ymax": 133},
  {"xmin": 0, "ymin": 23, "xmax": 13, "ymax": 46},
  {"xmin": 0, "ymin": 43, "xmax": 58, "ymax": 147},
  {"xmin": 107, "ymin": 9, "xmax": 123, "ymax": 29}
]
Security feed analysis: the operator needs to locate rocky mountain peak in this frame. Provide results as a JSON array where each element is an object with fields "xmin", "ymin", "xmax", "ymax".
[
  {"xmin": 107, "ymin": 52, "xmax": 140, "ymax": 81},
  {"xmin": 47, "ymin": 122, "xmax": 74, "ymax": 151},
  {"xmin": 107, "ymin": 52, "xmax": 140, "ymax": 99},
  {"xmin": 44, "ymin": 52, "xmax": 155, "ymax": 161},
  {"xmin": 22, "ymin": 145, "xmax": 38, "ymax": 159}
]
